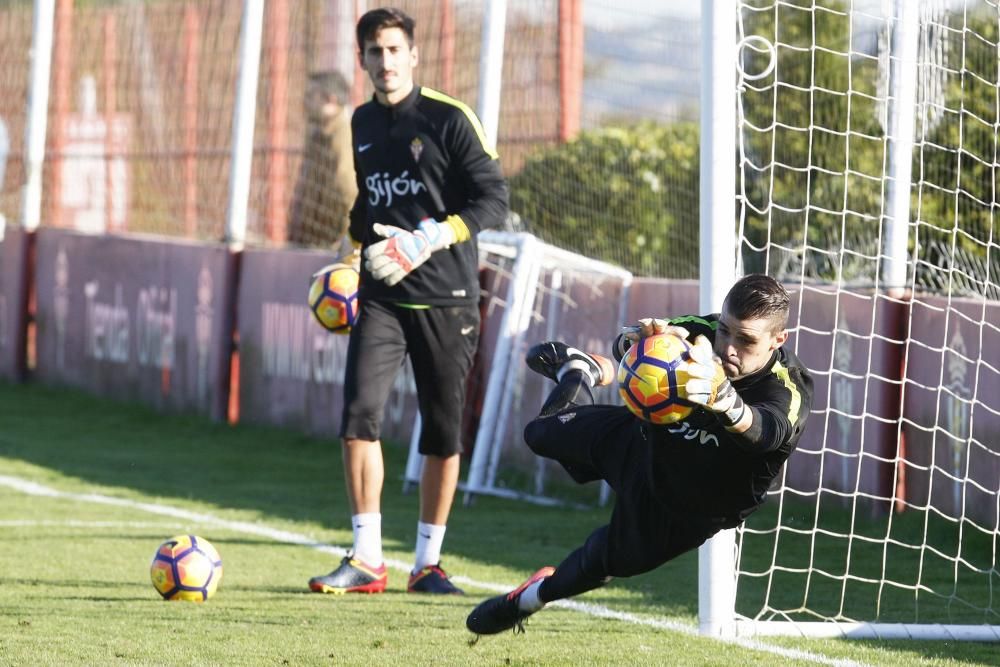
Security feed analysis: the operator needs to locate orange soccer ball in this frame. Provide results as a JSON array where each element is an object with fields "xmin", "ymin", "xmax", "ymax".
[
  {"xmin": 308, "ymin": 263, "xmax": 360, "ymax": 334},
  {"xmin": 617, "ymin": 333, "xmax": 697, "ymax": 424},
  {"xmin": 150, "ymin": 535, "xmax": 223, "ymax": 602}
]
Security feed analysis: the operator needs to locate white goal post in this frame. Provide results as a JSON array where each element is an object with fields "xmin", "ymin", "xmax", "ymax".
[{"xmin": 713, "ymin": 0, "xmax": 1000, "ymax": 642}]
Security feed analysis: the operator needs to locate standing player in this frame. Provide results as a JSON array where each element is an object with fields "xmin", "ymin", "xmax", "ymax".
[
  {"xmin": 309, "ymin": 7, "xmax": 509, "ymax": 596},
  {"xmin": 466, "ymin": 274, "xmax": 814, "ymax": 633}
]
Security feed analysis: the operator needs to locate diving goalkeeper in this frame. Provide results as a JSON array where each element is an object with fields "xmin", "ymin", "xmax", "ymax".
[{"xmin": 466, "ymin": 274, "xmax": 814, "ymax": 635}]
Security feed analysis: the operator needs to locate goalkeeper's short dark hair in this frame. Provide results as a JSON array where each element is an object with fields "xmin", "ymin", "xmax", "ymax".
[{"xmin": 724, "ymin": 274, "xmax": 790, "ymax": 332}]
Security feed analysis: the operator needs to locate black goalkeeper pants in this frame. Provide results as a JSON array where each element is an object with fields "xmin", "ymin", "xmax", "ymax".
[{"xmin": 523, "ymin": 371, "xmax": 721, "ymax": 603}]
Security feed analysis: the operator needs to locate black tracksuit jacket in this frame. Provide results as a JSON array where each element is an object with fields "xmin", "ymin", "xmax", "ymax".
[{"xmin": 348, "ymin": 85, "xmax": 509, "ymax": 306}]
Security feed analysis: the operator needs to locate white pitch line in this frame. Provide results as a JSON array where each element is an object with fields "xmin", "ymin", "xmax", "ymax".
[{"xmin": 0, "ymin": 474, "xmax": 867, "ymax": 667}]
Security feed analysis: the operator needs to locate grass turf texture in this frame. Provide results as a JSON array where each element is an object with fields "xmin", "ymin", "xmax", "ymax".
[{"xmin": 0, "ymin": 381, "xmax": 997, "ymax": 666}]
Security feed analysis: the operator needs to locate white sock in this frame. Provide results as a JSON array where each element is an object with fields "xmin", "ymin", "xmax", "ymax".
[
  {"xmin": 557, "ymin": 358, "xmax": 596, "ymax": 386},
  {"xmin": 413, "ymin": 521, "xmax": 447, "ymax": 572},
  {"xmin": 351, "ymin": 513, "xmax": 382, "ymax": 566},
  {"xmin": 517, "ymin": 580, "xmax": 547, "ymax": 613}
]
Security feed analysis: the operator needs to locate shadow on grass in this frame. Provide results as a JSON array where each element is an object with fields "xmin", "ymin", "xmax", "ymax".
[{"xmin": 0, "ymin": 381, "xmax": 699, "ymax": 618}]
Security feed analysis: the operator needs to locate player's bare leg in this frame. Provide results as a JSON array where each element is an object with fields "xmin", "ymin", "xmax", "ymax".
[
  {"xmin": 342, "ymin": 437, "xmax": 384, "ymax": 514},
  {"xmin": 419, "ymin": 452, "xmax": 460, "ymax": 525}
]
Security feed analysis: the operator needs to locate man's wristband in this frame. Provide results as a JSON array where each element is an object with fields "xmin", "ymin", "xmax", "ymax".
[
  {"xmin": 722, "ymin": 398, "xmax": 747, "ymax": 427},
  {"xmin": 715, "ymin": 382, "xmax": 747, "ymax": 428}
]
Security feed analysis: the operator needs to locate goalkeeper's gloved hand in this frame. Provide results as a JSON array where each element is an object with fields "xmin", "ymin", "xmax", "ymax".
[
  {"xmin": 364, "ymin": 218, "xmax": 455, "ymax": 286},
  {"xmin": 684, "ymin": 335, "xmax": 748, "ymax": 429},
  {"xmin": 613, "ymin": 318, "xmax": 690, "ymax": 362}
]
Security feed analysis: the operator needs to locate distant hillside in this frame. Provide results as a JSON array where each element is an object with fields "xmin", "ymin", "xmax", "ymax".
[{"xmin": 583, "ymin": 16, "xmax": 701, "ymax": 126}]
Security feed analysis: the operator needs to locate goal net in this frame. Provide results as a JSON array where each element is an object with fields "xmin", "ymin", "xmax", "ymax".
[{"xmin": 732, "ymin": 0, "xmax": 1000, "ymax": 640}]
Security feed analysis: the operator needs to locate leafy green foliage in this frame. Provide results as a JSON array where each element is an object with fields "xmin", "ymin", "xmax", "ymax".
[
  {"xmin": 915, "ymin": 10, "xmax": 999, "ymax": 261},
  {"xmin": 510, "ymin": 121, "xmax": 700, "ymax": 278}
]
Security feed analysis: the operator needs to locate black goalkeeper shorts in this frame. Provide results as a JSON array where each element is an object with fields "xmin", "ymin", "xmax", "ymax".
[
  {"xmin": 340, "ymin": 300, "xmax": 479, "ymax": 457},
  {"xmin": 523, "ymin": 404, "xmax": 720, "ymax": 577}
]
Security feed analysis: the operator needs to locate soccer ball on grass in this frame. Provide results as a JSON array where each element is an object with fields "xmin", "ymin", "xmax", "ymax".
[
  {"xmin": 150, "ymin": 534, "xmax": 223, "ymax": 602},
  {"xmin": 308, "ymin": 263, "xmax": 360, "ymax": 333},
  {"xmin": 617, "ymin": 333, "xmax": 698, "ymax": 424}
]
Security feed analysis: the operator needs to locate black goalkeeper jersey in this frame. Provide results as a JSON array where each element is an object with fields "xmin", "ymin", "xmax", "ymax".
[
  {"xmin": 347, "ymin": 85, "xmax": 509, "ymax": 306},
  {"xmin": 645, "ymin": 314, "xmax": 814, "ymax": 524}
]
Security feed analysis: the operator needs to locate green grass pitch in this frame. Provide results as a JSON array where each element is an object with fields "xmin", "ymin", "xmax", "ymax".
[{"xmin": 0, "ymin": 381, "xmax": 997, "ymax": 666}]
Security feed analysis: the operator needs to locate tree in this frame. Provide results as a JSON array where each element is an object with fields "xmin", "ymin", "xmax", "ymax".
[{"xmin": 510, "ymin": 121, "xmax": 700, "ymax": 278}]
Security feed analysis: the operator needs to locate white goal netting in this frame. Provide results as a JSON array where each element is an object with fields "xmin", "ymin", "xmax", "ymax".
[{"xmin": 734, "ymin": 0, "xmax": 1000, "ymax": 639}]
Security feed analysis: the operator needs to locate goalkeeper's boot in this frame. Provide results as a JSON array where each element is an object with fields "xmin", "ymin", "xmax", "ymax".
[
  {"xmin": 526, "ymin": 341, "xmax": 614, "ymax": 387},
  {"xmin": 466, "ymin": 566, "xmax": 555, "ymax": 635},
  {"xmin": 308, "ymin": 555, "xmax": 387, "ymax": 594},
  {"xmin": 407, "ymin": 564, "xmax": 464, "ymax": 594}
]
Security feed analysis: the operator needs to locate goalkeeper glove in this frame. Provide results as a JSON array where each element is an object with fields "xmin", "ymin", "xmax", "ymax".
[
  {"xmin": 685, "ymin": 335, "xmax": 748, "ymax": 429},
  {"xmin": 613, "ymin": 318, "xmax": 690, "ymax": 362},
  {"xmin": 364, "ymin": 218, "xmax": 455, "ymax": 286}
]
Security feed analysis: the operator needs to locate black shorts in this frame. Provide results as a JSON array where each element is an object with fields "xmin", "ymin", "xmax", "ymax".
[
  {"xmin": 523, "ymin": 405, "xmax": 720, "ymax": 577},
  {"xmin": 340, "ymin": 300, "xmax": 479, "ymax": 457}
]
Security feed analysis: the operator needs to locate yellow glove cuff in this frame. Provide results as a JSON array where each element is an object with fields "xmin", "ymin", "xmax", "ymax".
[{"xmin": 443, "ymin": 214, "xmax": 471, "ymax": 243}]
